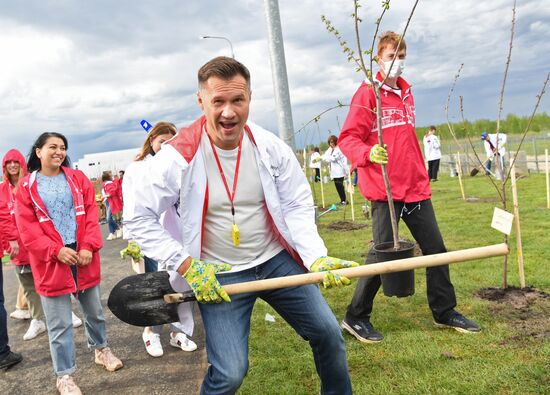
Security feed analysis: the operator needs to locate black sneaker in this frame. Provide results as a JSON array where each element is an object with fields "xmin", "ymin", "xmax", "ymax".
[
  {"xmin": 434, "ymin": 313, "xmax": 481, "ymax": 334},
  {"xmin": 341, "ymin": 316, "xmax": 384, "ymax": 343},
  {"xmin": 0, "ymin": 351, "xmax": 23, "ymax": 370}
]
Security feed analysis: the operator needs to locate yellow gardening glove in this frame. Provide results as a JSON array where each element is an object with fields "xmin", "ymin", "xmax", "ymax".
[
  {"xmin": 369, "ymin": 144, "xmax": 388, "ymax": 164},
  {"xmin": 120, "ymin": 241, "xmax": 143, "ymax": 260},
  {"xmin": 310, "ymin": 256, "xmax": 359, "ymax": 289},
  {"xmin": 312, "ymin": 156, "xmax": 322, "ymax": 163},
  {"xmin": 183, "ymin": 258, "xmax": 232, "ymax": 303}
]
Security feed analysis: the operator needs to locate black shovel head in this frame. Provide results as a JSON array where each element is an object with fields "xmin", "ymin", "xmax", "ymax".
[{"xmin": 108, "ymin": 271, "xmax": 182, "ymax": 326}]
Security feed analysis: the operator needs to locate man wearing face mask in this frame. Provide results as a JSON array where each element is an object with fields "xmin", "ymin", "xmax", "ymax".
[{"xmin": 337, "ymin": 31, "xmax": 481, "ymax": 344}]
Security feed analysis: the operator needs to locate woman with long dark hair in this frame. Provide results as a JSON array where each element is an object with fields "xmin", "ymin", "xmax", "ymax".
[
  {"xmin": 123, "ymin": 121, "xmax": 197, "ymax": 357},
  {"xmin": 16, "ymin": 132, "xmax": 122, "ymax": 394}
]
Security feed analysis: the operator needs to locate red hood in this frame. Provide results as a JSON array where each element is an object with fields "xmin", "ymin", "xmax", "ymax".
[{"xmin": 3, "ymin": 149, "xmax": 27, "ymax": 182}]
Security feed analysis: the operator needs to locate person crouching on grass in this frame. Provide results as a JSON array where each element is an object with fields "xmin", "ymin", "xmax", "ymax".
[
  {"xmin": 125, "ymin": 56, "xmax": 357, "ymax": 395},
  {"xmin": 15, "ymin": 132, "xmax": 123, "ymax": 395}
]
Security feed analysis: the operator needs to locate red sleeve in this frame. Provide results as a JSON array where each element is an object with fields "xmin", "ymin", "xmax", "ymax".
[
  {"xmin": 14, "ymin": 184, "xmax": 63, "ymax": 263},
  {"xmin": 0, "ymin": 189, "xmax": 18, "ymax": 242},
  {"xmin": 78, "ymin": 174, "xmax": 103, "ymax": 252},
  {"xmin": 339, "ymin": 83, "xmax": 377, "ymax": 168}
]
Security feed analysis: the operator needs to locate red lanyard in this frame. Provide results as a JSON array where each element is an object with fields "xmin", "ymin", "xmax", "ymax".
[{"xmin": 208, "ymin": 133, "xmax": 244, "ymax": 223}]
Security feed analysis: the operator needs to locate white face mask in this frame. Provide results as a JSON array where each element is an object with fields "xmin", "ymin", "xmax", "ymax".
[{"xmin": 382, "ymin": 59, "xmax": 405, "ymax": 78}]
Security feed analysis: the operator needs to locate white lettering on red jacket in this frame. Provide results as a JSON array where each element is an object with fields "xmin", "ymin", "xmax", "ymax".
[
  {"xmin": 339, "ymin": 73, "xmax": 431, "ymax": 203},
  {"xmin": 15, "ymin": 167, "xmax": 103, "ymax": 297}
]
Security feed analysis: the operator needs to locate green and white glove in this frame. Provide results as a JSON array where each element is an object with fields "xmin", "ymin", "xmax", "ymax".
[
  {"xmin": 310, "ymin": 256, "xmax": 359, "ymax": 289},
  {"xmin": 183, "ymin": 258, "xmax": 232, "ymax": 303},
  {"xmin": 369, "ymin": 144, "xmax": 388, "ymax": 165},
  {"xmin": 312, "ymin": 156, "xmax": 322, "ymax": 163}
]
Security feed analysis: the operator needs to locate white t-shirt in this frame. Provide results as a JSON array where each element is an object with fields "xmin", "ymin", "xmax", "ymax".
[{"xmin": 200, "ymin": 130, "xmax": 283, "ymax": 272}]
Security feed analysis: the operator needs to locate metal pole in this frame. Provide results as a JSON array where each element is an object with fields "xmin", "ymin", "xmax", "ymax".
[{"xmin": 264, "ymin": 0, "xmax": 296, "ymax": 150}]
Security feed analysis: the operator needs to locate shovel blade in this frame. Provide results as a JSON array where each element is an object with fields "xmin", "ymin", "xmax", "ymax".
[{"xmin": 108, "ymin": 271, "xmax": 181, "ymax": 326}]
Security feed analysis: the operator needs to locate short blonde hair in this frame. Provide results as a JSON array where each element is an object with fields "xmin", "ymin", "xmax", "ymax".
[{"xmin": 377, "ymin": 31, "xmax": 407, "ymax": 57}]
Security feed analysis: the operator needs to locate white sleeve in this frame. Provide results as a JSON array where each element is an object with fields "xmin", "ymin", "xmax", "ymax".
[
  {"xmin": 275, "ymin": 143, "xmax": 327, "ymax": 269},
  {"xmin": 123, "ymin": 146, "xmax": 190, "ymax": 271}
]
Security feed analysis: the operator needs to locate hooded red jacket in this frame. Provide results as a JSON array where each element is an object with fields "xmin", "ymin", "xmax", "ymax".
[
  {"xmin": 0, "ymin": 149, "xmax": 30, "ymax": 265},
  {"xmin": 15, "ymin": 167, "xmax": 103, "ymax": 296},
  {"xmin": 339, "ymin": 73, "xmax": 430, "ymax": 203}
]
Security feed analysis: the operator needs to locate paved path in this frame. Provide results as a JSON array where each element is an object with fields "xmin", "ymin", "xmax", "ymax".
[{"xmin": 1, "ymin": 225, "xmax": 207, "ymax": 394}]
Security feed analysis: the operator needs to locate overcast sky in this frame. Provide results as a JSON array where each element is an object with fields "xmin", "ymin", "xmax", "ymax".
[{"xmin": 1, "ymin": 0, "xmax": 549, "ymax": 161}]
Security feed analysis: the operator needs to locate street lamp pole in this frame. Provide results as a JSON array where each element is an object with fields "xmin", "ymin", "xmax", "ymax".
[{"xmin": 199, "ymin": 35, "xmax": 235, "ymax": 58}]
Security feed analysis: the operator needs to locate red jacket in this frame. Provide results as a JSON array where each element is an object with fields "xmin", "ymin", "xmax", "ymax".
[
  {"xmin": 103, "ymin": 180, "xmax": 123, "ymax": 215},
  {"xmin": 15, "ymin": 167, "xmax": 103, "ymax": 297},
  {"xmin": 0, "ymin": 149, "xmax": 29, "ymax": 265},
  {"xmin": 339, "ymin": 73, "xmax": 430, "ymax": 203}
]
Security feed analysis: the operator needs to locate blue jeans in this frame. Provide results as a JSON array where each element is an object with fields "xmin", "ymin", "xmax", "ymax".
[
  {"xmin": 105, "ymin": 201, "xmax": 118, "ymax": 234},
  {"xmin": 143, "ymin": 256, "xmax": 158, "ymax": 273},
  {"xmin": 198, "ymin": 250, "xmax": 352, "ymax": 395},
  {"xmin": 41, "ymin": 285, "xmax": 108, "ymax": 376},
  {"xmin": 0, "ymin": 265, "xmax": 10, "ymax": 359}
]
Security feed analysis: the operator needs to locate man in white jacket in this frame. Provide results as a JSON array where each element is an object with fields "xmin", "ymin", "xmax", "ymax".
[{"xmin": 124, "ymin": 56, "xmax": 355, "ymax": 395}]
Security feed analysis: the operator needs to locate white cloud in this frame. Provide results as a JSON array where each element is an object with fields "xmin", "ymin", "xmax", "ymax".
[{"xmin": 0, "ymin": 0, "xmax": 548, "ymax": 160}]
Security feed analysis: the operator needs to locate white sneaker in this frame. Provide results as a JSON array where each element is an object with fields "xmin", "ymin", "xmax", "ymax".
[
  {"xmin": 72, "ymin": 312, "xmax": 82, "ymax": 328},
  {"xmin": 23, "ymin": 319, "xmax": 46, "ymax": 340},
  {"xmin": 56, "ymin": 374, "xmax": 82, "ymax": 395},
  {"xmin": 115, "ymin": 228, "xmax": 123, "ymax": 239},
  {"xmin": 10, "ymin": 308, "xmax": 31, "ymax": 320},
  {"xmin": 169, "ymin": 332, "xmax": 197, "ymax": 352},
  {"xmin": 106, "ymin": 233, "xmax": 116, "ymax": 240},
  {"xmin": 142, "ymin": 330, "xmax": 163, "ymax": 357}
]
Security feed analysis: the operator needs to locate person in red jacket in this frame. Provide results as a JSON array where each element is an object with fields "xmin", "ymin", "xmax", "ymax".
[
  {"xmin": 15, "ymin": 132, "xmax": 123, "ymax": 394},
  {"xmin": 338, "ymin": 31, "xmax": 481, "ymax": 343},
  {"xmin": 0, "ymin": 149, "xmax": 47, "ymax": 341},
  {"xmin": 101, "ymin": 171, "xmax": 123, "ymax": 240}
]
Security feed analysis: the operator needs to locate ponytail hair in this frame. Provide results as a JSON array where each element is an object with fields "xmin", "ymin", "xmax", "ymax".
[{"xmin": 27, "ymin": 132, "xmax": 72, "ymax": 172}]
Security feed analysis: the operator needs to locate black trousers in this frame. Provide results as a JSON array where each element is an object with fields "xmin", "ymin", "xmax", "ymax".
[
  {"xmin": 333, "ymin": 177, "xmax": 347, "ymax": 203},
  {"xmin": 314, "ymin": 168, "xmax": 320, "ymax": 182},
  {"xmin": 428, "ymin": 159, "xmax": 440, "ymax": 180},
  {"xmin": 346, "ymin": 199, "xmax": 457, "ymax": 322}
]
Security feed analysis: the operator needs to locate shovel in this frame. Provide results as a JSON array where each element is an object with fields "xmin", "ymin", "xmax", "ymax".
[{"xmin": 108, "ymin": 243, "xmax": 508, "ymax": 326}]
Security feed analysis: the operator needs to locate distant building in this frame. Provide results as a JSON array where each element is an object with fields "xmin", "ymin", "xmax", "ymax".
[{"xmin": 74, "ymin": 148, "xmax": 139, "ymax": 179}]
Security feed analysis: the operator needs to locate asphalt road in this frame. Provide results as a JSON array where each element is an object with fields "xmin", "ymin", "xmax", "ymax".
[{"xmin": 1, "ymin": 224, "xmax": 207, "ymax": 394}]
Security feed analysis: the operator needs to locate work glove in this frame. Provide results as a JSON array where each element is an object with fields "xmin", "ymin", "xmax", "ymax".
[
  {"xmin": 183, "ymin": 258, "xmax": 232, "ymax": 303},
  {"xmin": 312, "ymin": 156, "xmax": 322, "ymax": 163},
  {"xmin": 369, "ymin": 144, "xmax": 388, "ymax": 165},
  {"xmin": 310, "ymin": 256, "xmax": 359, "ymax": 289}
]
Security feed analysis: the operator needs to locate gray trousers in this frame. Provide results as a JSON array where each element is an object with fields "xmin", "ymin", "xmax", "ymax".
[{"xmin": 14, "ymin": 266, "xmax": 44, "ymax": 320}]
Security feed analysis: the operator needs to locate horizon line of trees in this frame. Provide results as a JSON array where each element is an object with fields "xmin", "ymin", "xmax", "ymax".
[{"xmin": 300, "ymin": 112, "xmax": 550, "ymax": 152}]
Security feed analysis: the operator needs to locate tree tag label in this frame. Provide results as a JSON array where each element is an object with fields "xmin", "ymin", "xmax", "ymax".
[{"xmin": 491, "ymin": 207, "xmax": 514, "ymax": 235}]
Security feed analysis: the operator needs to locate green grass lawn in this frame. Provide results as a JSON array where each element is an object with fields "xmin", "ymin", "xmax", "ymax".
[{"xmin": 239, "ymin": 173, "xmax": 550, "ymax": 394}]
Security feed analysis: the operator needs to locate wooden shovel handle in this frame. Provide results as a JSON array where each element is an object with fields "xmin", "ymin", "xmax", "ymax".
[{"xmin": 164, "ymin": 243, "xmax": 508, "ymax": 303}]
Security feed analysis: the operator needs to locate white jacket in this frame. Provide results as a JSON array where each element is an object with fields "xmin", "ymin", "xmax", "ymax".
[
  {"xmin": 423, "ymin": 134, "xmax": 442, "ymax": 161},
  {"xmin": 123, "ymin": 117, "xmax": 327, "ymax": 273},
  {"xmin": 122, "ymin": 153, "xmax": 194, "ymax": 335},
  {"xmin": 484, "ymin": 133, "xmax": 507, "ymax": 158},
  {"xmin": 322, "ymin": 146, "xmax": 349, "ymax": 179}
]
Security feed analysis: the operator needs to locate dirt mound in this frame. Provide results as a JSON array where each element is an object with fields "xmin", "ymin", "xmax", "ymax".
[
  {"xmin": 327, "ymin": 221, "xmax": 368, "ymax": 231},
  {"xmin": 476, "ymin": 286, "xmax": 550, "ymax": 343},
  {"xmin": 475, "ymin": 286, "xmax": 549, "ymax": 309}
]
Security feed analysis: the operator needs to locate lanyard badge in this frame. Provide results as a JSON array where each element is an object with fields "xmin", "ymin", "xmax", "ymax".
[{"xmin": 208, "ymin": 133, "xmax": 244, "ymax": 247}]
